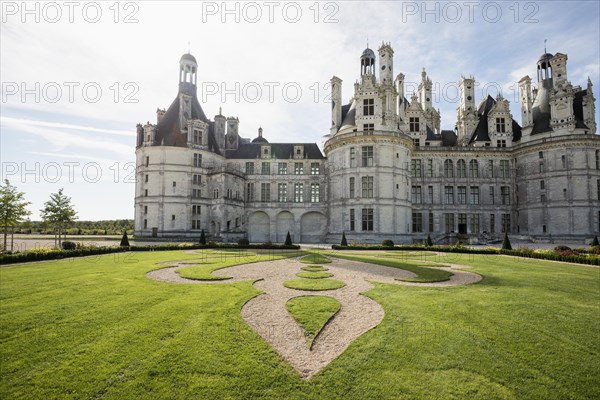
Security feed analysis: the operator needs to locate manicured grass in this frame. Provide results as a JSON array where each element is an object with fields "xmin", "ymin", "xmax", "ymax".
[
  {"xmin": 296, "ymin": 271, "xmax": 334, "ymax": 279},
  {"xmin": 325, "ymin": 251, "xmax": 452, "ymax": 282},
  {"xmin": 283, "ymin": 278, "xmax": 346, "ymax": 291},
  {"xmin": 175, "ymin": 250, "xmax": 300, "ymax": 280},
  {"xmin": 301, "ymin": 265, "xmax": 328, "ymax": 272},
  {"xmin": 286, "ymin": 296, "xmax": 341, "ymax": 349},
  {"xmin": 299, "ymin": 253, "xmax": 332, "ymax": 264},
  {"xmin": 1, "ymin": 251, "xmax": 598, "ymax": 399}
]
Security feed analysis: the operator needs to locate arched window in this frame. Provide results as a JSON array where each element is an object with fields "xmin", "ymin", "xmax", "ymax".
[
  {"xmin": 444, "ymin": 159, "xmax": 454, "ymax": 178},
  {"xmin": 469, "ymin": 160, "xmax": 479, "ymax": 178},
  {"xmin": 457, "ymin": 160, "xmax": 466, "ymax": 178}
]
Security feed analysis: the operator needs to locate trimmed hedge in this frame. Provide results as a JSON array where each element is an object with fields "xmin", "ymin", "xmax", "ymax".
[
  {"xmin": 0, "ymin": 243, "xmax": 300, "ymax": 265},
  {"xmin": 330, "ymin": 244, "xmax": 600, "ymax": 266}
]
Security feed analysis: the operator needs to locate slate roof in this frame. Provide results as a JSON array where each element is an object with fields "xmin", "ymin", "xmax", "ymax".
[
  {"xmin": 225, "ymin": 143, "xmax": 325, "ymax": 159},
  {"xmin": 154, "ymin": 83, "xmax": 209, "ymax": 147},
  {"xmin": 468, "ymin": 95, "xmax": 495, "ymax": 144},
  {"xmin": 531, "ymin": 79, "xmax": 553, "ymax": 135},
  {"xmin": 574, "ymin": 90, "xmax": 590, "ymax": 130}
]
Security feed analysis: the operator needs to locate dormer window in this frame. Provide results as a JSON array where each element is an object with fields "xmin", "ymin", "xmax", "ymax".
[
  {"xmin": 363, "ymin": 98, "xmax": 374, "ymax": 116},
  {"xmin": 193, "ymin": 129, "xmax": 202, "ymax": 144},
  {"xmin": 261, "ymin": 145, "xmax": 270, "ymax": 158},
  {"xmin": 294, "ymin": 145, "xmax": 304, "ymax": 159},
  {"xmin": 495, "ymin": 118, "xmax": 506, "ymax": 133},
  {"xmin": 409, "ymin": 117, "xmax": 420, "ymax": 133}
]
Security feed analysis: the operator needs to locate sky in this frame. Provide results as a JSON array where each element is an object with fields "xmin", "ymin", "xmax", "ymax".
[{"xmin": 1, "ymin": 0, "xmax": 599, "ymax": 221}]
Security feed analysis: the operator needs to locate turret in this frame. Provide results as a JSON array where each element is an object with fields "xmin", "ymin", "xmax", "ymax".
[
  {"xmin": 456, "ymin": 76, "xmax": 477, "ymax": 141},
  {"xmin": 518, "ymin": 76, "xmax": 533, "ymax": 128},
  {"xmin": 419, "ymin": 68, "xmax": 433, "ymax": 111},
  {"xmin": 396, "ymin": 73, "xmax": 405, "ymax": 121},
  {"xmin": 378, "ymin": 42, "xmax": 394, "ymax": 85},
  {"xmin": 360, "ymin": 47, "xmax": 376, "ymax": 85}
]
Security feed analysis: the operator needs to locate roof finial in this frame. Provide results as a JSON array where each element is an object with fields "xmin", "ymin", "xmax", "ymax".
[
  {"xmin": 187, "ymin": 41, "xmax": 191, "ymax": 53},
  {"xmin": 366, "ymin": 37, "xmax": 369, "ymax": 49},
  {"xmin": 219, "ymin": 106, "xmax": 222, "ymax": 115},
  {"xmin": 258, "ymin": 126, "xmax": 263, "ymax": 137},
  {"xmin": 544, "ymin": 38, "xmax": 547, "ymax": 53}
]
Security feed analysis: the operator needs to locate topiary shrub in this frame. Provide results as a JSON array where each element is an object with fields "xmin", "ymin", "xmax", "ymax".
[
  {"xmin": 238, "ymin": 237, "xmax": 250, "ymax": 247},
  {"xmin": 425, "ymin": 234, "xmax": 433, "ymax": 247},
  {"xmin": 120, "ymin": 231, "xmax": 130, "ymax": 247},
  {"xmin": 199, "ymin": 229, "xmax": 206, "ymax": 245},
  {"xmin": 554, "ymin": 245, "xmax": 571, "ymax": 252},
  {"xmin": 285, "ymin": 231, "xmax": 292, "ymax": 246},
  {"xmin": 502, "ymin": 233, "xmax": 512, "ymax": 250},
  {"xmin": 340, "ymin": 232, "xmax": 348, "ymax": 247},
  {"xmin": 591, "ymin": 236, "xmax": 599, "ymax": 246},
  {"xmin": 62, "ymin": 241, "xmax": 77, "ymax": 250},
  {"xmin": 381, "ymin": 239, "xmax": 394, "ymax": 247}
]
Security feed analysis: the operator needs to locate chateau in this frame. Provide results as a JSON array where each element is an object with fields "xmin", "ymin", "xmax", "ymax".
[{"xmin": 134, "ymin": 43, "xmax": 599, "ymax": 243}]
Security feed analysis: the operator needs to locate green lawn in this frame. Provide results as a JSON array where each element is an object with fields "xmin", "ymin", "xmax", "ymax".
[
  {"xmin": 286, "ymin": 296, "xmax": 341, "ymax": 349},
  {"xmin": 175, "ymin": 250, "xmax": 300, "ymax": 280},
  {"xmin": 296, "ymin": 271, "xmax": 334, "ymax": 279},
  {"xmin": 324, "ymin": 251, "xmax": 452, "ymax": 282},
  {"xmin": 1, "ymin": 251, "xmax": 598, "ymax": 399},
  {"xmin": 299, "ymin": 253, "xmax": 332, "ymax": 264},
  {"xmin": 301, "ymin": 265, "xmax": 329, "ymax": 272},
  {"xmin": 283, "ymin": 278, "xmax": 346, "ymax": 291}
]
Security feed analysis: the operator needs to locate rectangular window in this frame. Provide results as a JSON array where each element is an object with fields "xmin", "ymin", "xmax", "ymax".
[
  {"xmin": 561, "ymin": 155, "xmax": 566, "ymax": 168},
  {"xmin": 349, "ymin": 177, "xmax": 355, "ymax": 198},
  {"xmin": 363, "ymin": 123, "xmax": 374, "ymax": 133},
  {"xmin": 194, "ymin": 153, "xmax": 202, "ymax": 168},
  {"xmin": 428, "ymin": 186, "xmax": 434, "ymax": 203},
  {"xmin": 412, "ymin": 213, "xmax": 423, "ymax": 232},
  {"xmin": 427, "ymin": 159, "xmax": 433, "ymax": 177},
  {"xmin": 363, "ymin": 98, "xmax": 374, "ymax": 116},
  {"xmin": 413, "ymin": 139, "xmax": 420, "ymax": 147},
  {"xmin": 172, "ymin": 181, "xmax": 176, "ymax": 188},
  {"xmin": 540, "ymin": 180, "xmax": 545, "ymax": 190},
  {"xmin": 458, "ymin": 213, "xmax": 467, "ymax": 230},
  {"xmin": 260, "ymin": 183, "xmax": 271, "ymax": 202},
  {"xmin": 411, "ymin": 185, "xmax": 422, "ymax": 204},
  {"xmin": 457, "ymin": 186, "xmax": 467, "ymax": 204},
  {"xmin": 261, "ymin": 162, "xmax": 270, "ymax": 175},
  {"xmin": 411, "ymin": 159, "xmax": 422, "ymax": 177},
  {"xmin": 246, "ymin": 183, "xmax": 255, "ymax": 202},
  {"xmin": 502, "ymin": 214, "xmax": 511, "ymax": 233},
  {"xmin": 350, "ymin": 147, "xmax": 356, "ymax": 167},
  {"xmin": 193, "ymin": 129, "xmax": 202, "ymax": 144},
  {"xmin": 489, "ymin": 186, "xmax": 495, "ymax": 204},
  {"xmin": 428, "ymin": 212, "xmax": 434, "ymax": 232},
  {"xmin": 362, "ymin": 146, "xmax": 374, "ymax": 167},
  {"xmin": 193, "ymin": 174, "xmax": 201, "ymax": 185},
  {"xmin": 444, "ymin": 186, "xmax": 454, "ymax": 204},
  {"xmin": 539, "ymin": 151, "xmax": 544, "ymax": 159},
  {"xmin": 311, "ymin": 183, "xmax": 320, "ymax": 202},
  {"xmin": 144, "ymin": 189, "xmax": 148, "ymax": 197},
  {"xmin": 470, "ymin": 214, "xmax": 480, "ymax": 234},
  {"xmin": 245, "ymin": 162, "xmax": 254, "ymax": 175},
  {"xmin": 362, "ymin": 176, "xmax": 374, "ymax": 198},
  {"xmin": 495, "ymin": 117, "xmax": 506, "ymax": 133},
  {"xmin": 143, "ymin": 219, "xmax": 147, "ymax": 229},
  {"xmin": 470, "ymin": 186, "xmax": 480, "ymax": 204},
  {"xmin": 192, "ymin": 188, "xmax": 201, "ymax": 199},
  {"xmin": 294, "ymin": 162, "xmax": 304, "ymax": 175},
  {"xmin": 145, "ymin": 174, "xmax": 148, "ymax": 183},
  {"xmin": 539, "ymin": 162, "xmax": 545, "ymax": 173},
  {"xmin": 499, "ymin": 160, "xmax": 509, "ymax": 178},
  {"xmin": 444, "ymin": 213, "xmax": 454, "ymax": 233},
  {"xmin": 311, "ymin": 162, "xmax": 320, "ymax": 175},
  {"xmin": 144, "ymin": 205, "xmax": 147, "ymax": 215},
  {"xmin": 497, "ymin": 140, "xmax": 507, "ymax": 148},
  {"xmin": 362, "ymin": 208, "xmax": 374, "ymax": 231},
  {"xmin": 487, "ymin": 160, "xmax": 494, "ymax": 177},
  {"xmin": 145, "ymin": 156, "xmax": 149, "ymax": 167},
  {"xmin": 278, "ymin": 162, "xmax": 287, "ymax": 175},
  {"xmin": 409, "ymin": 117, "xmax": 420, "ymax": 132},
  {"xmin": 501, "ymin": 186, "xmax": 510, "ymax": 205},
  {"xmin": 350, "ymin": 209, "xmax": 355, "ymax": 231},
  {"xmin": 278, "ymin": 183, "xmax": 287, "ymax": 202},
  {"xmin": 490, "ymin": 214, "xmax": 496, "ymax": 233},
  {"xmin": 294, "ymin": 183, "xmax": 304, "ymax": 202},
  {"xmin": 597, "ymin": 180, "xmax": 600, "ymax": 200}
]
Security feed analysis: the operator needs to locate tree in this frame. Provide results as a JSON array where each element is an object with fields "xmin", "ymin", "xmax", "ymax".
[
  {"xmin": 285, "ymin": 231, "xmax": 292, "ymax": 246},
  {"xmin": 0, "ymin": 180, "xmax": 31, "ymax": 251},
  {"xmin": 425, "ymin": 234, "xmax": 433, "ymax": 247},
  {"xmin": 120, "ymin": 231, "xmax": 130, "ymax": 247},
  {"xmin": 341, "ymin": 232, "xmax": 348, "ymax": 247},
  {"xmin": 40, "ymin": 189, "xmax": 78, "ymax": 248},
  {"xmin": 502, "ymin": 232, "xmax": 512, "ymax": 250},
  {"xmin": 199, "ymin": 229, "xmax": 206, "ymax": 245}
]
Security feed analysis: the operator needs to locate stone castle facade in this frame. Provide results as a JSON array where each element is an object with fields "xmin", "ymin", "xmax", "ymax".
[{"xmin": 134, "ymin": 43, "xmax": 599, "ymax": 243}]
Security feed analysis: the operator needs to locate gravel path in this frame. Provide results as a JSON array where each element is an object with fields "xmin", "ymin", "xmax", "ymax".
[{"xmin": 146, "ymin": 256, "xmax": 481, "ymax": 378}]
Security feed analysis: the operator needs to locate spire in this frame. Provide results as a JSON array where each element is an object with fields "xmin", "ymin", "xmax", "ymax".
[
  {"xmin": 544, "ymin": 38, "xmax": 547, "ymax": 54},
  {"xmin": 258, "ymin": 126, "xmax": 263, "ymax": 137}
]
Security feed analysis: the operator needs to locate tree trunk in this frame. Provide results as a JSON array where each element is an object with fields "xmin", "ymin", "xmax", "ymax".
[
  {"xmin": 10, "ymin": 225, "xmax": 14, "ymax": 252},
  {"xmin": 3, "ymin": 223, "xmax": 7, "ymax": 251}
]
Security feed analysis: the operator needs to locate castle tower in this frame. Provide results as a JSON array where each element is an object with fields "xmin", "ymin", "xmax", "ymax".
[
  {"xmin": 330, "ymin": 76, "xmax": 343, "ymax": 135},
  {"xmin": 456, "ymin": 76, "xmax": 477, "ymax": 141},
  {"xmin": 518, "ymin": 76, "xmax": 533, "ymax": 129},
  {"xmin": 378, "ymin": 42, "xmax": 396, "ymax": 125},
  {"xmin": 548, "ymin": 53, "xmax": 575, "ymax": 132}
]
